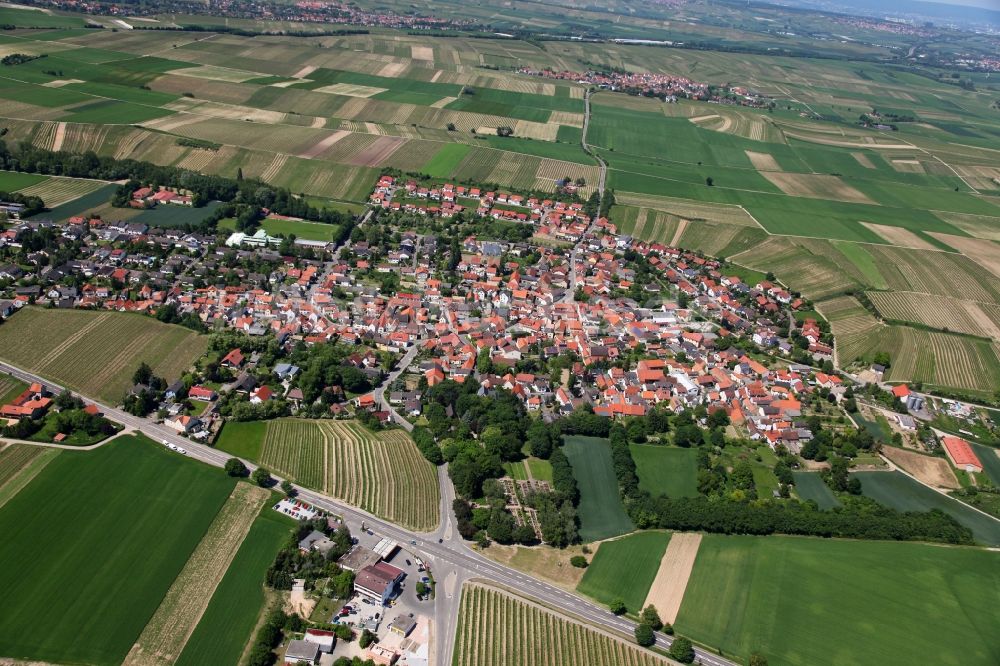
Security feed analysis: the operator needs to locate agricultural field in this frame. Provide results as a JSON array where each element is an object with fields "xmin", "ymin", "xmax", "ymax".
[
  {"xmin": 791, "ymin": 471, "xmax": 840, "ymax": 509},
  {"xmin": 0, "ymin": 443, "xmax": 60, "ymax": 509},
  {"xmin": 0, "ymin": 307, "xmax": 208, "ymax": 404},
  {"xmin": 453, "ymin": 583, "xmax": 670, "ymax": 666},
  {"xmin": 576, "ymin": 531, "xmax": 671, "ymax": 613},
  {"xmin": 0, "ymin": 435, "xmax": 237, "ymax": 665},
  {"xmin": 630, "ymin": 445, "xmax": 700, "ymax": 498},
  {"xmin": 218, "ymin": 418, "xmax": 439, "ymax": 531},
  {"xmin": 174, "ymin": 505, "xmax": 294, "ymax": 666},
  {"xmin": 675, "ymin": 535, "xmax": 1000, "ymax": 666},
  {"xmin": 15, "ymin": 175, "xmax": 109, "ymax": 207},
  {"xmin": 122, "ymin": 482, "xmax": 272, "ymax": 666},
  {"xmin": 854, "ymin": 471, "xmax": 1000, "ymax": 546},
  {"xmin": 562, "ymin": 436, "xmax": 635, "ymax": 542}
]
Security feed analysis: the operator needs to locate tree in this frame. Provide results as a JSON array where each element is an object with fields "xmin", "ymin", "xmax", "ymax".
[
  {"xmin": 446, "ymin": 122, "xmax": 456, "ymax": 131},
  {"xmin": 570, "ymin": 555, "xmax": 588, "ymax": 568},
  {"xmin": 415, "ymin": 581, "xmax": 429, "ymax": 597},
  {"xmin": 132, "ymin": 361, "xmax": 153, "ymax": 386},
  {"xmin": 705, "ymin": 176, "xmax": 714, "ymax": 187},
  {"xmin": 641, "ymin": 605, "xmax": 663, "ymax": 631},
  {"xmin": 497, "ymin": 126, "xmax": 514, "ymax": 137},
  {"xmin": 359, "ymin": 629, "xmax": 376, "ymax": 649},
  {"xmin": 224, "ymin": 457, "xmax": 247, "ymax": 477},
  {"xmin": 748, "ymin": 652, "xmax": 769, "ymax": 666},
  {"xmin": 668, "ymin": 636, "xmax": 695, "ymax": 663},
  {"xmin": 609, "ymin": 598, "xmax": 626, "ymax": 615},
  {"xmin": 634, "ymin": 623, "xmax": 655, "ymax": 647},
  {"xmin": 281, "ymin": 479, "xmax": 295, "ymax": 496},
  {"xmin": 251, "ymin": 467, "xmax": 272, "ymax": 487}
]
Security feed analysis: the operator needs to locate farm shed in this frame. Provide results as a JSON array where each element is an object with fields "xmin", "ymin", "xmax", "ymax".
[{"xmin": 941, "ymin": 436, "xmax": 983, "ymax": 473}]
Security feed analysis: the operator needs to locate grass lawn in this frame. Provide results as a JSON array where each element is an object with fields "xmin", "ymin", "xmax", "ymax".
[
  {"xmin": 562, "ymin": 435, "xmax": 635, "ymax": 542},
  {"xmin": 855, "ymin": 471, "xmax": 1000, "ymax": 546},
  {"xmin": 0, "ymin": 171, "xmax": 47, "ymax": 192},
  {"xmin": 676, "ymin": 535, "xmax": 1000, "ymax": 666},
  {"xmin": 526, "ymin": 456, "xmax": 553, "ymax": 482},
  {"xmin": 215, "ymin": 420, "xmax": 267, "ymax": 460},
  {"xmin": 503, "ymin": 460, "xmax": 528, "ymax": 480},
  {"xmin": 576, "ymin": 531, "xmax": 671, "ymax": 613},
  {"xmin": 792, "ymin": 471, "xmax": 840, "ymax": 509},
  {"xmin": 0, "ymin": 435, "xmax": 235, "ymax": 665},
  {"xmin": 175, "ymin": 502, "xmax": 294, "ymax": 666},
  {"xmin": 629, "ymin": 444, "xmax": 699, "ymax": 498}
]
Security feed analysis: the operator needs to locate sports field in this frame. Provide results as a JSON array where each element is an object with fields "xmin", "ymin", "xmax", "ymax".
[
  {"xmin": 217, "ymin": 418, "xmax": 440, "ymax": 531},
  {"xmin": 0, "ymin": 435, "xmax": 236, "ymax": 665},
  {"xmin": 630, "ymin": 445, "xmax": 700, "ymax": 498},
  {"xmin": 854, "ymin": 471, "xmax": 1000, "ymax": 546},
  {"xmin": 562, "ymin": 436, "xmax": 635, "ymax": 542},
  {"xmin": 675, "ymin": 535, "xmax": 1000, "ymax": 666},
  {"xmin": 576, "ymin": 531, "xmax": 671, "ymax": 613},
  {"xmin": 454, "ymin": 583, "xmax": 670, "ymax": 666},
  {"xmin": 0, "ymin": 307, "xmax": 208, "ymax": 403}
]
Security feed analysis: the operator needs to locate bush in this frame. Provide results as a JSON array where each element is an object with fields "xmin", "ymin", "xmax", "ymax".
[
  {"xmin": 668, "ymin": 636, "xmax": 695, "ymax": 663},
  {"xmin": 251, "ymin": 467, "xmax": 272, "ymax": 487},
  {"xmin": 634, "ymin": 623, "xmax": 655, "ymax": 647},
  {"xmin": 224, "ymin": 457, "xmax": 248, "ymax": 477},
  {"xmin": 359, "ymin": 628, "xmax": 376, "ymax": 648},
  {"xmin": 569, "ymin": 555, "xmax": 588, "ymax": 568}
]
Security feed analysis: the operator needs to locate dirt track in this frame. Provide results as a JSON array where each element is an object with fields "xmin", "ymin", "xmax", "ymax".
[{"xmin": 643, "ymin": 533, "xmax": 702, "ymax": 624}]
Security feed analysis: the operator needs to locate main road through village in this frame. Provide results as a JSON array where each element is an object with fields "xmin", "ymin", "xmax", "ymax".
[{"xmin": 0, "ymin": 360, "xmax": 736, "ymax": 666}]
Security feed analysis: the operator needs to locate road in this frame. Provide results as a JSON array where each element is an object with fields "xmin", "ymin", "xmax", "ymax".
[
  {"xmin": 371, "ymin": 343, "xmax": 421, "ymax": 432},
  {"xmin": 0, "ymin": 360, "xmax": 737, "ymax": 666}
]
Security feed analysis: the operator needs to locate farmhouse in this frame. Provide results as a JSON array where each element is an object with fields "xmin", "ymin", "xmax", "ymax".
[
  {"xmin": 940, "ymin": 436, "xmax": 983, "ymax": 473},
  {"xmin": 0, "ymin": 383, "xmax": 52, "ymax": 421},
  {"xmin": 188, "ymin": 385, "xmax": 216, "ymax": 401},
  {"xmin": 354, "ymin": 561, "xmax": 404, "ymax": 605}
]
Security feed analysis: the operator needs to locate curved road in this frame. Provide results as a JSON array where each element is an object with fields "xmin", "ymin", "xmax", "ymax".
[{"xmin": 0, "ymin": 360, "xmax": 735, "ymax": 666}]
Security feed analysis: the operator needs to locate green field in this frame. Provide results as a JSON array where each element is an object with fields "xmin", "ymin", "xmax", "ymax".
[
  {"xmin": 0, "ymin": 170, "xmax": 48, "ymax": 191},
  {"xmin": 562, "ymin": 435, "xmax": 635, "ymax": 542},
  {"xmin": 0, "ymin": 307, "xmax": 208, "ymax": 403},
  {"xmin": 791, "ymin": 471, "xmax": 840, "ymax": 509},
  {"xmin": 855, "ymin": 471, "xmax": 1000, "ymax": 546},
  {"xmin": 423, "ymin": 143, "xmax": 471, "ymax": 178},
  {"xmin": 576, "ymin": 531, "xmax": 671, "ymax": 613},
  {"xmin": 970, "ymin": 443, "xmax": 1000, "ymax": 487},
  {"xmin": 36, "ymin": 183, "xmax": 117, "ymax": 221},
  {"xmin": 175, "ymin": 503, "xmax": 294, "ymax": 666},
  {"xmin": 630, "ymin": 444, "xmax": 700, "ymax": 498},
  {"xmin": 0, "ymin": 435, "xmax": 236, "ymax": 665},
  {"xmin": 676, "ymin": 535, "xmax": 1000, "ymax": 666},
  {"xmin": 215, "ymin": 420, "xmax": 267, "ymax": 460},
  {"xmin": 132, "ymin": 200, "xmax": 224, "ymax": 228}
]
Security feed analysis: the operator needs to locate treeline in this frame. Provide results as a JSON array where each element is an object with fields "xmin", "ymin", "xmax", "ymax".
[
  {"xmin": 0, "ymin": 140, "xmax": 356, "ymax": 230},
  {"xmin": 1, "ymin": 53, "xmax": 45, "ymax": 66},
  {"xmin": 0, "ymin": 190, "xmax": 44, "ymax": 217}
]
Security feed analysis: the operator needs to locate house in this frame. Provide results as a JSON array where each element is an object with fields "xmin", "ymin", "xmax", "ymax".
[
  {"xmin": 303, "ymin": 629, "xmax": 335, "ymax": 653},
  {"xmin": 165, "ymin": 414, "xmax": 202, "ymax": 434},
  {"xmin": 0, "ymin": 299, "xmax": 15, "ymax": 318},
  {"xmin": 221, "ymin": 348, "xmax": 244, "ymax": 369},
  {"xmin": 354, "ymin": 561, "xmax": 404, "ymax": 605},
  {"xmin": 0, "ymin": 383, "xmax": 52, "ymax": 421},
  {"xmin": 388, "ymin": 614, "xmax": 416, "ymax": 637},
  {"xmin": 274, "ymin": 363, "xmax": 300, "ymax": 380},
  {"xmin": 250, "ymin": 385, "xmax": 274, "ymax": 404},
  {"xmin": 188, "ymin": 385, "xmax": 216, "ymax": 402},
  {"xmin": 298, "ymin": 529, "xmax": 336, "ymax": 555},
  {"xmin": 284, "ymin": 639, "xmax": 320, "ymax": 665}
]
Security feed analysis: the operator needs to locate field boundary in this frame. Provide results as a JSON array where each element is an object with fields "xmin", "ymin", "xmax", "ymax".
[{"xmin": 121, "ymin": 482, "xmax": 270, "ymax": 666}]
